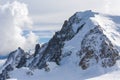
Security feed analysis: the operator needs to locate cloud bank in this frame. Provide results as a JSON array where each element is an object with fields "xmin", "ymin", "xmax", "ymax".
[{"xmin": 0, "ymin": 1, "xmax": 38, "ymax": 55}]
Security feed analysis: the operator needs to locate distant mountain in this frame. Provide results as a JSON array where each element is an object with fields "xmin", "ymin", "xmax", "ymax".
[
  {"xmin": 0, "ymin": 10, "xmax": 120, "ymax": 80},
  {"xmin": 0, "ymin": 56, "xmax": 7, "ymax": 60}
]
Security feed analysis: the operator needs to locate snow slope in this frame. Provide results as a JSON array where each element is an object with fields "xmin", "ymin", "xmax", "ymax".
[
  {"xmin": 88, "ymin": 70, "xmax": 120, "ymax": 80},
  {"xmin": 8, "ymin": 62, "xmax": 119, "ymax": 80}
]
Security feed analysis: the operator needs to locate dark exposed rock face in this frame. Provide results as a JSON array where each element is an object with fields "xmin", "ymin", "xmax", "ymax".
[
  {"xmin": 16, "ymin": 55, "xmax": 26, "ymax": 68},
  {"xmin": 79, "ymin": 27, "xmax": 119, "ymax": 69},
  {"xmin": 0, "ymin": 64, "xmax": 13, "ymax": 80},
  {"xmin": 34, "ymin": 44, "xmax": 40, "ymax": 57},
  {"xmin": 28, "ymin": 13, "xmax": 83, "ymax": 69},
  {"xmin": 100, "ymin": 41, "xmax": 119, "ymax": 68},
  {"xmin": 3, "ymin": 47, "xmax": 26, "ymax": 68},
  {"xmin": 0, "ymin": 47, "xmax": 26, "ymax": 80},
  {"xmin": 28, "ymin": 43, "xmax": 48, "ymax": 69}
]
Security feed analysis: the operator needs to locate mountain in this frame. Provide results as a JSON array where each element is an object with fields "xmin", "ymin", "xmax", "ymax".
[{"xmin": 0, "ymin": 10, "xmax": 120, "ymax": 80}]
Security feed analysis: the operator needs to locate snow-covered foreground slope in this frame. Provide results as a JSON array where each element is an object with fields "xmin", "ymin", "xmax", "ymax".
[
  {"xmin": 88, "ymin": 70, "xmax": 120, "ymax": 80},
  {"xmin": 8, "ymin": 61, "xmax": 120, "ymax": 80},
  {"xmin": 1, "ymin": 10, "xmax": 120, "ymax": 80}
]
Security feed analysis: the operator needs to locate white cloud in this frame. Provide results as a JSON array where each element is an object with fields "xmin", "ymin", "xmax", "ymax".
[
  {"xmin": 0, "ymin": 1, "xmax": 38, "ymax": 54},
  {"xmin": 24, "ymin": 32, "xmax": 38, "ymax": 51},
  {"xmin": 104, "ymin": 0, "xmax": 111, "ymax": 13},
  {"xmin": 32, "ymin": 25, "xmax": 61, "ymax": 31}
]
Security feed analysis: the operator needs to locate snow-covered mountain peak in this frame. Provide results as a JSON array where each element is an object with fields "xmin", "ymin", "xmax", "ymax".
[
  {"xmin": 65, "ymin": 11, "xmax": 120, "ymax": 51},
  {"xmin": 75, "ymin": 10, "xmax": 95, "ymax": 19},
  {"xmin": 1, "ymin": 47, "xmax": 26, "ymax": 71},
  {"xmin": 0, "ymin": 10, "xmax": 120, "ymax": 80},
  {"xmin": 60, "ymin": 11, "xmax": 120, "ymax": 70},
  {"xmin": 66, "ymin": 10, "xmax": 96, "ymax": 33}
]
